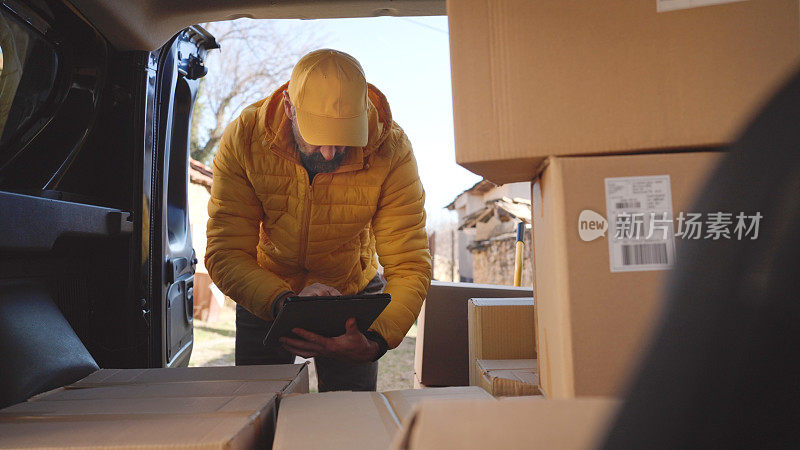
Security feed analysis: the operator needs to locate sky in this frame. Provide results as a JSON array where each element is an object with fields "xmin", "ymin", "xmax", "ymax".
[{"xmin": 266, "ymin": 16, "xmax": 481, "ymax": 224}]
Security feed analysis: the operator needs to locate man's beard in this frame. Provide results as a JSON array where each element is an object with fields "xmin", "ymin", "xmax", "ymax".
[
  {"xmin": 292, "ymin": 122, "xmax": 346, "ymax": 173},
  {"xmin": 298, "ymin": 149, "xmax": 345, "ymax": 173}
]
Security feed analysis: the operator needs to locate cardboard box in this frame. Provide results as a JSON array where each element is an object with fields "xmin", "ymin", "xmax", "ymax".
[
  {"xmin": 476, "ymin": 359, "xmax": 539, "ymax": 397},
  {"xmin": 532, "ymin": 152, "xmax": 721, "ymax": 397},
  {"xmin": 0, "ymin": 364, "xmax": 309, "ymax": 449},
  {"xmin": 0, "ymin": 405, "xmax": 276, "ymax": 449},
  {"xmin": 273, "ymin": 387, "xmax": 493, "ymax": 450},
  {"xmin": 391, "ymin": 398, "xmax": 619, "ymax": 449},
  {"xmin": 416, "ymin": 281, "xmax": 533, "ymax": 387},
  {"xmin": 467, "ymin": 298, "xmax": 536, "ymax": 386},
  {"xmin": 448, "ymin": 0, "xmax": 800, "ymax": 183}
]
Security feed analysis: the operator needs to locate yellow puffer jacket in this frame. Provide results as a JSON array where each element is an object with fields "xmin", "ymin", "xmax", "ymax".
[{"xmin": 206, "ymin": 82, "xmax": 432, "ymax": 348}]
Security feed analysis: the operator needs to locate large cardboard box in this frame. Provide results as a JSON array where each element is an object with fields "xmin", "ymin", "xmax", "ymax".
[
  {"xmin": 0, "ymin": 404, "xmax": 277, "ymax": 449},
  {"xmin": 532, "ymin": 152, "xmax": 722, "ymax": 397},
  {"xmin": 476, "ymin": 359, "xmax": 539, "ymax": 397},
  {"xmin": 415, "ymin": 281, "xmax": 533, "ymax": 387},
  {"xmin": 391, "ymin": 398, "xmax": 619, "ymax": 449},
  {"xmin": 448, "ymin": 0, "xmax": 800, "ymax": 183},
  {"xmin": 273, "ymin": 387, "xmax": 494, "ymax": 450},
  {"xmin": 0, "ymin": 364, "xmax": 309, "ymax": 449},
  {"xmin": 467, "ymin": 298, "xmax": 536, "ymax": 386}
]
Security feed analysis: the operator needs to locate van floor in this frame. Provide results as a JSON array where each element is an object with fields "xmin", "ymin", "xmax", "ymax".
[{"xmin": 189, "ymin": 301, "xmax": 417, "ymax": 392}]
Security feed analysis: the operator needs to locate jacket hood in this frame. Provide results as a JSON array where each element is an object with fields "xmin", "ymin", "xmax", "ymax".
[{"xmin": 255, "ymin": 81, "xmax": 394, "ymax": 172}]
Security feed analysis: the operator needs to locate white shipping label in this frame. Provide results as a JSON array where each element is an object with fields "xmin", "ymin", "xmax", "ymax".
[
  {"xmin": 657, "ymin": 0, "xmax": 747, "ymax": 13},
  {"xmin": 605, "ymin": 175, "xmax": 676, "ymax": 272}
]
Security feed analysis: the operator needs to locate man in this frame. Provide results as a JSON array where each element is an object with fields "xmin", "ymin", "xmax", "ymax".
[{"xmin": 206, "ymin": 49, "xmax": 432, "ymax": 391}]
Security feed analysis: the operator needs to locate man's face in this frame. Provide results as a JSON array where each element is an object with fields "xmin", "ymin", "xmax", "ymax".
[
  {"xmin": 290, "ymin": 119, "xmax": 347, "ymax": 173},
  {"xmin": 284, "ymin": 92, "xmax": 349, "ymax": 173}
]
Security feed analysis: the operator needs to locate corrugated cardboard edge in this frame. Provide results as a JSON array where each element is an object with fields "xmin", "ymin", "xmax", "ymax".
[
  {"xmin": 390, "ymin": 406, "xmax": 419, "ymax": 450},
  {"xmin": 532, "ymin": 157, "xmax": 576, "ymax": 398},
  {"xmin": 531, "ymin": 157, "xmax": 552, "ymax": 182},
  {"xmin": 476, "ymin": 360, "xmax": 540, "ymax": 397},
  {"xmin": 414, "ymin": 299, "xmax": 427, "ymax": 380},
  {"xmin": 220, "ymin": 395, "xmax": 276, "ymax": 450},
  {"xmin": 279, "ymin": 363, "xmax": 309, "ymax": 399},
  {"xmin": 467, "ymin": 299, "xmax": 477, "ymax": 386},
  {"xmin": 552, "ymin": 157, "xmax": 576, "ymax": 398},
  {"xmin": 486, "ymin": 374, "xmax": 540, "ymax": 397}
]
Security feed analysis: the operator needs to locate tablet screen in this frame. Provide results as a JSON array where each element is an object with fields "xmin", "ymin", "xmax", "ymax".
[{"xmin": 262, "ymin": 293, "xmax": 390, "ymax": 348}]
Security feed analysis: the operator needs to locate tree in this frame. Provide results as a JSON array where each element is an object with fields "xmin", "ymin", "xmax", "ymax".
[
  {"xmin": 426, "ymin": 212, "xmax": 460, "ymax": 282},
  {"xmin": 191, "ymin": 19, "xmax": 322, "ymax": 164}
]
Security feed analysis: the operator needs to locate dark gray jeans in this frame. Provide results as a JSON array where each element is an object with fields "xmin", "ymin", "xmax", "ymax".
[{"xmin": 234, "ymin": 274, "xmax": 385, "ymax": 392}]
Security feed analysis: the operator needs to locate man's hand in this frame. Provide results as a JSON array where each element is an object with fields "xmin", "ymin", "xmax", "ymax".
[
  {"xmin": 298, "ymin": 283, "xmax": 341, "ymax": 297},
  {"xmin": 280, "ymin": 318, "xmax": 379, "ymax": 363},
  {"xmin": 274, "ymin": 283, "xmax": 342, "ymax": 312}
]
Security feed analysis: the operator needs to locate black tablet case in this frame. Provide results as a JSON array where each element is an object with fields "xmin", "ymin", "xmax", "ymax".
[{"xmin": 262, "ymin": 293, "xmax": 391, "ymax": 348}]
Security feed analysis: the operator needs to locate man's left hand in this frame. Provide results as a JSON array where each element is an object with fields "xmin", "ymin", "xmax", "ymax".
[{"xmin": 280, "ymin": 318, "xmax": 379, "ymax": 363}]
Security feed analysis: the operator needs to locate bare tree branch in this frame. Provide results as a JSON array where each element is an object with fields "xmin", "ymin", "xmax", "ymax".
[{"xmin": 191, "ymin": 19, "xmax": 323, "ymax": 164}]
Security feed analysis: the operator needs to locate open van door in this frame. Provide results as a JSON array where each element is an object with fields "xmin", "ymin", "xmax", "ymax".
[{"xmin": 145, "ymin": 26, "xmax": 217, "ymax": 367}]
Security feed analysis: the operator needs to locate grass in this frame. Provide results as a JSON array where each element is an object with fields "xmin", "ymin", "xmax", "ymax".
[{"xmin": 189, "ymin": 300, "xmax": 417, "ymax": 392}]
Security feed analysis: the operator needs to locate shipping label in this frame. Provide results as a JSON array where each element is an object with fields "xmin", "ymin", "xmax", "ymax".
[{"xmin": 604, "ymin": 175, "xmax": 676, "ymax": 272}]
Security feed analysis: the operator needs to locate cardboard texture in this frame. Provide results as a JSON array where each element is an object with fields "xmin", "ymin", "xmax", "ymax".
[
  {"xmin": 273, "ymin": 387, "xmax": 493, "ymax": 450},
  {"xmin": 391, "ymin": 398, "xmax": 619, "ymax": 450},
  {"xmin": 0, "ymin": 414, "xmax": 272, "ymax": 450},
  {"xmin": 0, "ymin": 393, "xmax": 278, "ymax": 449},
  {"xmin": 448, "ymin": 0, "xmax": 800, "ymax": 183},
  {"xmin": 476, "ymin": 359, "xmax": 539, "ymax": 397},
  {"xmin": 532, "ymin": 152, "xmax": 721, "ymax": 397},
  {"xmin": 415, "ymin": 281, "xmax": 533, "ymax": 387},
  {"xmin": 467, "ymin": 298, "xmax": 536, "ymax": 386},
  {"xmin": 383, "ymin": 387, "xmax": 493, "ymax": 423},
  {"xmin": 0, "ymin": 364, "xmax": 309, "ymax": 449}
]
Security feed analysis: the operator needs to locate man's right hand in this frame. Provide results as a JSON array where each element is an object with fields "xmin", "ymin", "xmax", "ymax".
[
  {"xmin": 273, "ymin": 283, "xmax": 341, "ymax": 315},
  {"xmin": 298, "ymin": 283, "xmax": 341, "ymax": 297}
]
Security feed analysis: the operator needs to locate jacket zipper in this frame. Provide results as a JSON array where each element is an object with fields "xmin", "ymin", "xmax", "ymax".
[{"xmin": 297, "ymin": 171, "xmax": 314, "ymax": 270}]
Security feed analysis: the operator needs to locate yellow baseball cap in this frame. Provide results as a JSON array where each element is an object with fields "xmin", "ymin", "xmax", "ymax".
[{"xmin": 287, "ymin": 49, "xmax": 369, "ymax": 147}]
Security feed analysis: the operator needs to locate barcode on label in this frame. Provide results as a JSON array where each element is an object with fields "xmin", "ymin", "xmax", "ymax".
[
  {"xmin": 621, "ymin": 243, "xmax": 668, "ymax": 266},
  {"xmin": 615, "ymin": 201, "xmax": 641, "ymax": 209}
]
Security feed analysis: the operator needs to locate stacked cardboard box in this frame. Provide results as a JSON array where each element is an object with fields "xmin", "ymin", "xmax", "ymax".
[
  {"xmin": 415, "ymin": 281, "xmax": 533, "ymax": 387},
  {"xmin": 402, "ymin": 0, "xmax": 800, "ymax": 445},
  {"xmin": 532, "ymin": 153, "xmax": 722, "ymax": 397},
  {"xmin": 475, "ymin": 359, "xmax": 539, "ymax": 397},
  {"xmin": 446, "ymin": 0, "xmax": 800, "ymax": 400},
  {"xmin": 466, "ymin": 298, "xmax": 537, "ymax": 397},
  {"xmin": 0, "ymin": 364, "xmax": 309, "ymax": 449},
  {"xmin": 272, "ymin": 387, "xmax": 493, "ymax": 449},
  {"xmin": 448, "ymin": 0, "xmax": 800, "ymax": 184}
]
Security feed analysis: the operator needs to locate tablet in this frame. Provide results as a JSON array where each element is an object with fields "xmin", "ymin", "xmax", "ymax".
[{"xmin": 262, "ymin": 293, "xmax": 391, "ymax": 349}]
